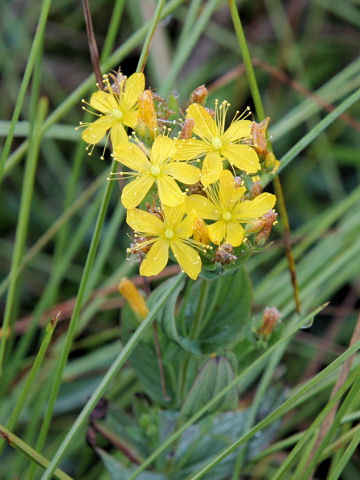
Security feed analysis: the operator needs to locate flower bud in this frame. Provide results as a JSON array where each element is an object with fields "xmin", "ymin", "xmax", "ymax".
[
  {"xmin": 244, "ymin": 180, "xmax": 263, "ymax": 199},
  {"xmin": 214, "ymin": 243, "xmax": 237, "ymax": 265},
  {"xmin": 254, "ymin": 210, "xmax": 278, "ymax": 246},
  {"xmin": 264, "ymin": 151, "xmax": 277, "ymax": 171},
  {"xmin": 137, "ymin": 90, "xmax": 157, "ymax": 139},
  {"xmin": 251, "ymin": 117, "xmax": 270, "ymax": 156},
  {"xmin": 179, "ymin": 118, "xmax": 195, "ymax": 139},
  {"xmin": 190, "ymin": 84, "xmax": 208, "ymax": 105},
  {"xmin": 193, "ymin": 217, "xmax": 209, "ymax": 245},
  {"xmin": 118, "ymin": 278, "xmax": 149, "ymax": 320},
  {"xmin": 258, "ymin": 306, "xmax": 281, "ymax": 336}
]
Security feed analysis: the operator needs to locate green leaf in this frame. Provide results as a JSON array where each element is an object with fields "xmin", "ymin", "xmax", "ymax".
[
  {"xmin": 97, "ymin": 448, "xmax": 166, "ymax": 480},
  {"xmin": 179, "ymin": 357, "xmax": 238, "ymax": 421},
  {"xmin": 181, "ymin": 268, "xmax": 252, "ymax": 353},
  {"xmin": 154, "ymin": 276, "xmax": 202, "ymax": 355}
]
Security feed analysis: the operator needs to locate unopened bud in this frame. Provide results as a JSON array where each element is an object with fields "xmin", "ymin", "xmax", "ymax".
[
  {"xmin": 251, "ymin": 117, "xmax": 270, "ymax": 156},
  {"xmin": 193, "ymin": 217, "xmax": 209, "ymax": 245},
  {"xmin": 244, "ymin": 181, "xmax": 263, "ymax": 200},
  {"xmin": 190, "ymin": 84, "xmax": 208, "ymax": 105},
  {"xmin": 118, "ymin": 278, "xmax": 149, "ymax": 320},
  {"xmin": 254, "ymin": 210, "xmax": 278, "ymax": 246},
  {"xmin": 214, "ymin": 243, "xmax": 237, "ymax": 265},
  {"xmin": 264, "ymin": 151, "xmax": 277, "ymax": 171},
  {"xmin": 245, "ymin": 218, "xmax": 266, "ymax": 234},
  {"xmin": 258, "ymin": 306, "xmax": 281, "ymax": 336},
  {"xmin": 137, "ymin": 90, "xmax": 157, "ymax": 139},
  {"xmin": 180, "ymin": 118, "xmax": 195, "ymax": 139}
]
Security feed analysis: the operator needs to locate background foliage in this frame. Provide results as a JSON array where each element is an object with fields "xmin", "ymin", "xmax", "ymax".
[{"xmin": 0, "ymin": 0, "xmax": 360, "ymax": 479}]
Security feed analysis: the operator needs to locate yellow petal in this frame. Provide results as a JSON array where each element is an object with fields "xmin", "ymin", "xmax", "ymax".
[
  {"xmin": 175, "ymin": 214, "xmax": 194, "ymax": 239},
  {"xmin": 222, "ymin": 120, "xmax": 252, "ymax": 144},
  {"xmin": 221, "ymin": 144, "xmax": 260, "ymax": 174},
  {"xmin": 171, "ymin": 240, "xmax": 201, "ymax": 280},
  {"xmin": 140, "ymin": 239, "xmax": 169, "ymax": 277},
  {"xmin": 110, "ymin": 123, "xmax": 128, "ymax": 147},
  {"xmin": 233, "ymin": 193, "xmax": 276, "ymax": 221},
  {"xmin": 225, "ymin": 222, "xmax": 244, "ymax": 247},
  {"xmin": 201, "ymin": 151, "xmax": 223, "ymax": 186},
  {"xmin": 187, "ymin": 103, "xmax": 218, "ymax": 140},
  {"xmin": 151, "ymin": 135, "xmax": 177, "ymax": 165},
  {"xmin": 121, "ymin": 72, "xmax": 145, "ymax": 111},
  {"xmin": 163, "ymin": 162, "xmax": 201, "ymax": 185},
  {"xmin": 233, "ymin": 185, "xmax": 247, "ymax": 203},
  {"xmin": 81, "ymin": 115, "xmax": 114, "ymax": 144},
  {"xmin": 163, "ymin": 204, "xmax": 185, "ymax": 226},
  {"xmin": 207, "ymin": 220, "xmax": 226, "ymax": 244},
  {"xmin": 173, "ymin": 139, "xmax": 209, "ymax": 161},
  {"xmin": 121, "ymin": 176, "xmax": 154, "ymax": 209},
  {"xmin": 185, "ymin": 195, "xmax": 219, "ymax": 220},
  {"xmin": 218, "ymin": 170, "xmax": 236, "ymax": 209},
  {"xmin": 89, "ymin": 91, "xmax": 118, "ymax": 113},
  {"xmin": 126, "ymin": 208, "xmax": 164, "ymax": 236},
  {"xmin": 122, "ymin": 109, "xmax": 139, "ymax": 129},
  {"xmin": 157, "ymin": 176, "xmax": 185, "ymax": 207},
  {"xmin": 113, "ymin": 142, "xmax": 150, "ymax": 171}
]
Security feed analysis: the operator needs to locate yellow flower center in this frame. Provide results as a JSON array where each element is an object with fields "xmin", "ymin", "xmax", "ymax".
[
  {"xmin": 112, "ymin": 108, "xmax": 123, "ymax": 120},
  {"xmin": 222, "ymin": 211, "xmax": 232, "ymax": 221},
  {"xmin": 211, "ymin": 136, "xmax": 222, "ymax": 150},
  {"xmin": 150, "ymin": 165, "xmax": 161, "ymax": 176},
  {"xmin": 164, "ymin": 228, "xmax": 174, "ymax": 239}
]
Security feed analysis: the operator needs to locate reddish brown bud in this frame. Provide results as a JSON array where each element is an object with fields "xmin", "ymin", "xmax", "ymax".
[
  {"xmin": 258, "ymin": 306, "xmax": 281, "ymax": 336},
  {"xmin": 251, "ymin": 117, "xmax": 270, "ymax": 156},
  {"xmin": 186, "ymin": 181, "xmax": 206, "ymax": 197},
  {"xmin": 244, "ymin": 181, "xmax": 263, "ymax": 199},
  {"xmin": 180, "ymin": 118, "xmax": 195, "ymax": 139},
  {"xmin": 190, "ymin": 84, "xmax": 208, "ymax": 105},
  {"xmin": 254, "ymin": 210, "xmax": 278, "ymax": 246},
  {"xmin": 214, "ymin": 243, "xmax": 237, "ymax": 265}
]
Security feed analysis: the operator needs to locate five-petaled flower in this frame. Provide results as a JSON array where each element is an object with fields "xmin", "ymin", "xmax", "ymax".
[
  {"xmin": 81, "ymin": 72, "xmax": 145, "ymax": 152},
  {"xmin": 113, "ymin": 135, "xmax": 200, "ymax": 208},
  {"xmin": 126, "ymin": 204, "xmax": 202, "ymax": 279},
  {"xmin": 174, "ymin": 102, "xmax": 260, "ymax": 185},
  {"xmin": 185, "ymin": 170, "xmax": 276, "ymax": 246}
]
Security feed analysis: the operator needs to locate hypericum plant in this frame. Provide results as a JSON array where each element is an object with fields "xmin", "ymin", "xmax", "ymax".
[
  {"xmin": 81, "ymin": 73, "xmax": 277, "ymax": 281},
  {"xmin": 77, "ymin": 73, "xmax": 283, "ymax": 478}
]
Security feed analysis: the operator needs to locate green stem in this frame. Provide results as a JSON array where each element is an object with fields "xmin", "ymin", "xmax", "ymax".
[
  {"xmin": 136, "ymin": 0, "xmax": 166, "ymax": 72},
  {"xmin": 0, "ymin": 425, "xmax": 72, "ymax": 480},
  {"xmin": 228, "ymin": 0, "xmax": 301, "ymax": 314},
  {"xmin": 189, "ymin": 279, "xmax": 210, "ymax": 339},
  {"xmin": 0, "ymin": 98, "xmax": 48, "ymax": 375},
  {"xmin": 40, "ymin": 273, "xmax": 184, "ymax": 480},
  {"xmin": 0, "ymin": 317, "xmax": 58, "ymax": 455},
  {"xmin": 30, "ymin": 160, "xmax": 117, "ymax": 470},
  {"xmin": 0, "ymin": 0, "xmax": 52, "ymax": 183},
  {"xmin": 178, "ymin": 279, "xmax": 209, "ymax": 404}
]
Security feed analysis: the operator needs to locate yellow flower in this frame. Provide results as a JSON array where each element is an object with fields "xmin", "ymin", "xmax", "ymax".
[
  {"xmin": 126, "ymin": 204, "xmax": 202, "ymax": 280},
  {"xmin": 80, "ymin": 72, "xmax": 145, "ymax": 152},
  {"xmin": 174, "ymin": 101, "xmax": 260, "ymax": 185},
  {"xmin": 185, "ymin": 170, "xmax": 276, "ymax": 246},
  {"xmin": 112, "ymin": 135, "xmax": 201, "ymax": 208}
]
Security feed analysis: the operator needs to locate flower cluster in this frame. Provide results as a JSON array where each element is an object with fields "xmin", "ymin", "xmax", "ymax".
[{"xmin": 80, "ymin": 72, "xmax": 277, "ymax": 280}]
